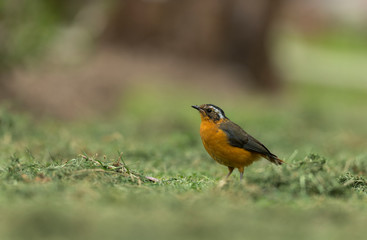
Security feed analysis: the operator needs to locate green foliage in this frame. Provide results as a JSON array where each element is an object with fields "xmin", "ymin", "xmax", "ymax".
[
  {"xmin": 0, "ymin": 0, "xmax": 75, "ymax": 68},
  {"xmin": 339, "ymin": 172, "xmax": 367, "ymax": 194}
]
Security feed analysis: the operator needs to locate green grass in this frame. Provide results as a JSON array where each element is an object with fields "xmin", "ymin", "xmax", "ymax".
[{"xmin": 0, "ymin": 82, "xmax": 367, "ymax": 240}]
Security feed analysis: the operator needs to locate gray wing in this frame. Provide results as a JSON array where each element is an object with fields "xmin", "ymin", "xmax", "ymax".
[{"xmin": 219, "ymin": 121, "xmax": 277, "ymax": 159}]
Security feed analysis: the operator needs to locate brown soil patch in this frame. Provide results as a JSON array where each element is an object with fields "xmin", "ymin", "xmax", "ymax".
[{"xmin": 3, "ymin": 47, "xmax": 250, "ymax": 120}]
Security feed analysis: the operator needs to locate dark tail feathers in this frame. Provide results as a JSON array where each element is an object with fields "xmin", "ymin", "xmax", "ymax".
[{"xmin": 266, "ymin": 154, "xmax": 285, "ymax": 165}]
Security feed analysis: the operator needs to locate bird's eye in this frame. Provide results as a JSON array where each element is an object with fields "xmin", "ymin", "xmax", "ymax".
[{"xmin": 207, "ymin": 108, "xmax": 212, "ymax": 113}]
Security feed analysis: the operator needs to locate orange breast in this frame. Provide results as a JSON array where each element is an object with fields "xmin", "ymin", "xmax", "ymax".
[{"xmin": 199, "ymin": 120, "xmax": 260, "ymax": 168}]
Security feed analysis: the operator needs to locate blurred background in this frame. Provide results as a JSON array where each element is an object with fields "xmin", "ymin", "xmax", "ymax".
[{"xmin": 1, "ymin": 0, "xmax": 366, "ymax": 119}]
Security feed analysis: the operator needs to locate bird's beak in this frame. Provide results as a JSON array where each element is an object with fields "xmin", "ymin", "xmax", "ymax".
[{"xmin": 192, "ymin": 105, "xmax": 201, "ymax": 111}]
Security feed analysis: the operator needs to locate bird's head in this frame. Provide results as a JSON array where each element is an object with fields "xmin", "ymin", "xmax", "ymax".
[{"xmin": 192, "ymin": 104, "xmax": 227, "ymax": 122}]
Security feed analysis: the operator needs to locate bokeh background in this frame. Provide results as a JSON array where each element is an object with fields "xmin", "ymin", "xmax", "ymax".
[
  {"xmin": 1, "ymin": 0, "xmax": 366, "ymax": 119},
  {"xmin": 1, "ymin": 1, "xmax": 367, "ymax": 240}
]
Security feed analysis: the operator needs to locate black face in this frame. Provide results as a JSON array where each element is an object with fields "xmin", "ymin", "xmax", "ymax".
[{"xmin": 192, "ymin": 104, "xmax": 227, "ymax": 122}]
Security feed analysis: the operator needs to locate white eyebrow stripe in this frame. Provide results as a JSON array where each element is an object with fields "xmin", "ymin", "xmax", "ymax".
[{"xmin": 209, "ymin": 106, "xmax": 224, "ymax": 119}]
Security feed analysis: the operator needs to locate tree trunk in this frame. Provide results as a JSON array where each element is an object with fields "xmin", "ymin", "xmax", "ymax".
[{"xmin": 102, "ymin": 0, "xmax": 284, "ymax": 90}]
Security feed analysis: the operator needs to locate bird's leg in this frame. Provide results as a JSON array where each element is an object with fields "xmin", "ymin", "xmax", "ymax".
[
  {"xmin": 238, "ymin": 167, "xmax": 244, "ymax": 180},
  {"xmin": 226, "ymin": 166, "xmax": 234, "ymax": 179},
  {"xmin": 217, "ymin": 166, "xmax": 235, "ymax": 188}
]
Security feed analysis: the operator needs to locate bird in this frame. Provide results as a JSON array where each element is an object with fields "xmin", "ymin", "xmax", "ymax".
[{"xmin": 192, "ymin": 104, "xmax": 283, "ymax": 180}]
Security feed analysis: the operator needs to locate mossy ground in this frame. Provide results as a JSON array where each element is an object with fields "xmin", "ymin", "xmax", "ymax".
[{"xmin": 0, "ymin": 80, "xmax": 366, "ymax": 240}]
